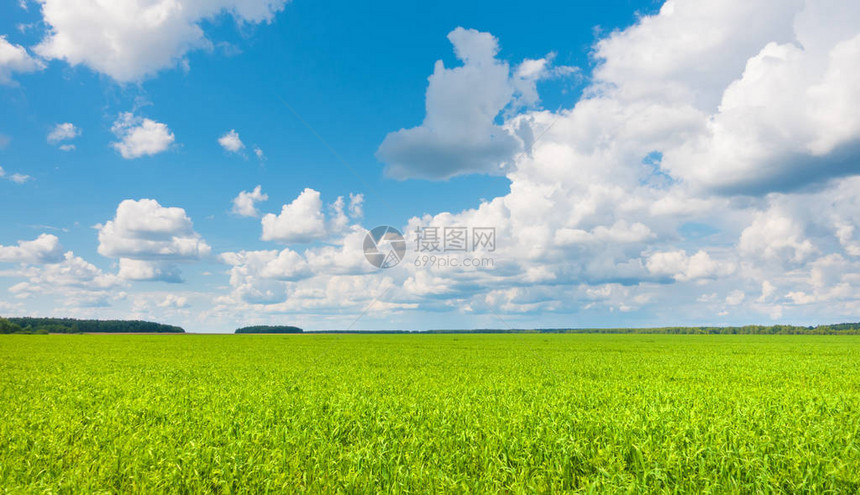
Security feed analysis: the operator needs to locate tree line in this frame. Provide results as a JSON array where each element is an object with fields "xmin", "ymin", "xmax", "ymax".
[
  {"xmin": 0, "ymin": 317, "xmax": 184, "ymax": 334},
  {"xmin": 235, "ymin": 325, "xmax": 303, "ymax": 334}
]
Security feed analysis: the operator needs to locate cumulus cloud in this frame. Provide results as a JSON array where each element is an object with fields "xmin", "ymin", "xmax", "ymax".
[
  {"xmin": 0, "ymin": 35, "xmax": 44, "ymax": 84},
  {"xmin": 646, "ymin": 249, "xmax": 734, "ymax": 282},
  {"xmin": 118, "ymin": 259, "xmax": 183, "ymax": 283},
  {"xmin": 32, "ymin": 0, "xmax": 290, "ymax": 82},
  {"xmin": 232, "ymin": 185, "xmax": 268, "ymax": 217},
  {"xmin": 261, "ymin": 188, "xmax": 326, "ymax": 243},
  {"xmin": 260, "ymin": 188, "xmax": 362, "ymax": 244},
  {"xmin": 8, "ymin": 251, "xmax": 124, "ymax": 305},
  {"xmin": 591, "ymin": 0, "xmax": 860, "ymax": 194},
  {"xmin": 97, "ymin": 199, "xmax": 210, "ymax": 282},
  {"xmin": 739, "ymin": 208, "xmax": 816, "ymax": 264},
  {"xmin": 110, "ymin": 113, "xmax": 175, "ymax": 159},
  {"xmin": 377, "ymin": 27, "xmax": 553, "ymax": 179},
  {"xmin": 47, "ymin": 122, "xmax": 80, "ymax": 148},
  {"xmin": 158, "ymin": 294, "xmax": 189, "ymax": 308},
  {"xmin": 0, "ymin": 166, "xmax": 32, "ymax": 184},
  {"xmin": 220, "ymin": 248, "xmax": 312, "ymax": 304},
  {"xmin": 0, "ymin": 234, "xmax": 64, "ymax": 264},
  {"xmin": 218, "ymin": 129, "xmax": 244, "ymax": 152}
]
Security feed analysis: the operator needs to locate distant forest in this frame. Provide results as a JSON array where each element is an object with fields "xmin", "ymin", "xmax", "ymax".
[
  {"xmin": 308, "ymin": 324, "xmax": 860, "ymax": 335},
  {"xmin": 3, "ymin": 318, "xmax": 860, "ymax": 335},
  {"xmin": 415, "ymin": 324, "xmax": 860, "ymax": 335},
  {"xmin": 0, "ymin": 317, "xmax": 184, "ymax": 334},
  {"xmin": 235, "ymin": 325, "xmax": 303, "ymax": 334}
]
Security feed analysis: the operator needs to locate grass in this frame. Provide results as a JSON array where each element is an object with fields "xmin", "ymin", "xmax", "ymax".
[{"xmin": 1, "ymin": 334, "xmax": 859, "ymax": 493}]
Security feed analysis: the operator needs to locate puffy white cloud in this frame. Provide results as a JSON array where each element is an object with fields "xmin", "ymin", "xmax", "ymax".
[
  {"xmin": 33, "ymin": 0, "xmax": 290, "ymax": 82},
  {"xmin": 757, "ymin": 280, "xmax": 777, "ymax": 303},
  {"xmin": 97, "ymin": 199, "xmax": 210, "ymax": 282},
  {"xmin": 47, "ymin": 123, "xmax": 80, "ymax": 145},
  {"xmin": 158, "ymin": 294, "xmax": 189, "ymax": 308},
  {"xmin": 0, "ymin": 35, "xmax": 44, "ymax": 85},
  {"xmin": 232, "ymin": 185, "xmax": 268, "ymax": 217},
  {"xmin": 221, "ymin": 249, "xmax": 311, "ymax": 304},
  {"xmin": 261, "ymin": 188, "xmax": 326, "ymax": 243},
  {"xmin": 218, "ymin": 129, "xmax": 244, "ymax": 152},
  {"xmin": 377, "ymin": 27, "xmax": 539, "ymax": 179},
  {"xmin": 512, "ymin": 54, "xmax": 576, "ymax": 110},
  {"xmin": 0, "ymin": 166, "xmax": 32, "ymax": 184},
  {"xmin": 253, "ymin": 145, "xmax": 265, "ymax": 160},
  {"xmin": 0, "ymin": 234, "xmax": 64, "ymax": 264},
  {"xmin": 220, "ymin": 248, "xmax": 312, "ymax": 304},
  {"xmin": 555, "ymin": 221, "xmax": 654, "ymax": 246},
  {"xmin": 653, "ymin": 1, "xmax": 860, "ymax": 193},
  {"xmin": 260, "ymin": 188, "xmax": 362, "ymax": 244},
  {"xmin": 348, "ymin": 193, "xmax": 364, "ymax": 218},
  {"xmin": 646, "ymin": 250, "xmax": 734, "ymax": 282},
  {"xmin": 725, "ymin": 290, "xmax": 746, "ymax": 306},
  {"xmin": 739, "ymin": 208, "xmax": 816, "ymax": 264},
  {"xmin": 592, "ymin": 0, "xmax": 802, "ymax": 109},
  {"xmin": 9, "ymin": 251, "xmax": 123, "ymax": 301},
  {"xmin": 118, "ymin": 259, "xmax": 183, "ymax": 283},
  {"xmin": 110, "ymin": 112, "xmax": 175, "ymax": 159}
]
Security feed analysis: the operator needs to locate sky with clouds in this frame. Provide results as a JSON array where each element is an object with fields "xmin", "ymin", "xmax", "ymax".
[{"xmin": 0, "ymin": 0, "xmax": 859, "ymax": 332}]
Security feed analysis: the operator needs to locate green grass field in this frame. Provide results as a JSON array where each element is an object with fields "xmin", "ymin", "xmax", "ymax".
[{"xmin": 1, "ymin": 334, "xmax": 859, "ymax": 493}]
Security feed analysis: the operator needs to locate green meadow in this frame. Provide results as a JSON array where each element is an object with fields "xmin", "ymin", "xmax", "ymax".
[{"xmin": 1, "ymin": 334, "xmax": 859, "ymax": 493}]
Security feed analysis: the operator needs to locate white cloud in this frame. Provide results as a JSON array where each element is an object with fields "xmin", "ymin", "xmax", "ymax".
[
  {"xmin": 218, "ymin": 129, "xmax": 244, "ymax": 152},
  {"xmin": 0, "ymin": 35, "xmax": 44, "ymax": 85},
  {"xmin": 47, "ymin": 123, "xmax": 80, "ymax": 145},
  {"xmin": 592, "ymin": 0, "xmax": 802, "ymax": 110},
  {"xmin": 97, "ymin": 199, "xmax": 210, "ymax": 282},
  {"xmin": 725, "ymin": 290, "xmax": 746, "ymax": 306},
  {"xmin": 376, "ymin": 28, "xmax": 523, "ymax": 179},
  {"xmin": 261, "ymin": 188, "xmax": 326, "ymax": 243},
  {"xmin": 9, "ymin": 251, "xmax": 123, "ymax": 300},
  {"xmin": 117, "ymin": 259, "xmax": 183, "ymax": 283},
  {"xmin": 253, "ymin": 145, "xmax": 265, "ymax": 160},
  {"xmin": 158, "ymin": 294, "xmax": 189, "ymax": 308},
  {"xmin": 33, "ymin": 0, "xmax": 290, "ymax": 82},
  {"xmin": 110, "ymin": 113, "xmax": 175, "ymax": 159},
  {"xmin": 220, "ymin": 248, "xmax": 312, "ymax": 304},
  {"xmin": 260, "ymin": 188, "xmax": 360, "ymax": 244},
  {"xmin": 348, "ymin": 193, "xmax": 364, "ymax": 218},
  {"xmin": 757, "ymin": 280, "xmax": 777, "ymax": 303},
  {"xmin": 231, "ymin": 185, "xmax": 268, "ymax": 217},
  {"xmin": 646, "ymin": 249, "xmax": 734, "ymax": 282},
  {"xmin": 0, "ymin": 167, "xmax": 33, "ymax": 184},
  {"xmin": 655, "ymin": 1, "xmax": 860, "ymax": 193},
  {"xmin": 0, "ymin": 234, "xmax": 64, "ymax": 264},
  {"xmin": 512, "ymin": 54, "xmax": 576, "ymax": 110},
  {"xmin": 739, "ymin": 208, "xmax": 816, "ymax": 264}
]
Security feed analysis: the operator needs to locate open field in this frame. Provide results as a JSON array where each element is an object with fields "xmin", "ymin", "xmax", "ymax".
[{"xmin": 1, "ymin": 334, "xmax": 859, "ymax": 493}]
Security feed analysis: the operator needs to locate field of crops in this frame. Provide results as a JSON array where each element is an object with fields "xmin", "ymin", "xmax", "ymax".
[{"xmin": 1, "ymin": 334, "xmax": 859, "ymax": 492}]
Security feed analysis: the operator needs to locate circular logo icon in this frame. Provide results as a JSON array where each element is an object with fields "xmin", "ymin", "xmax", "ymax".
[{"xmin": 364, "ymin": 226, "xmax": 406, "ymax": 269}]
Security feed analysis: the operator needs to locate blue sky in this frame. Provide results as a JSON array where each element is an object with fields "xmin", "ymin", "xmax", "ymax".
[{"xmin": 1, "ymin": 0, "xmax": 859, "ymax": 332}]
